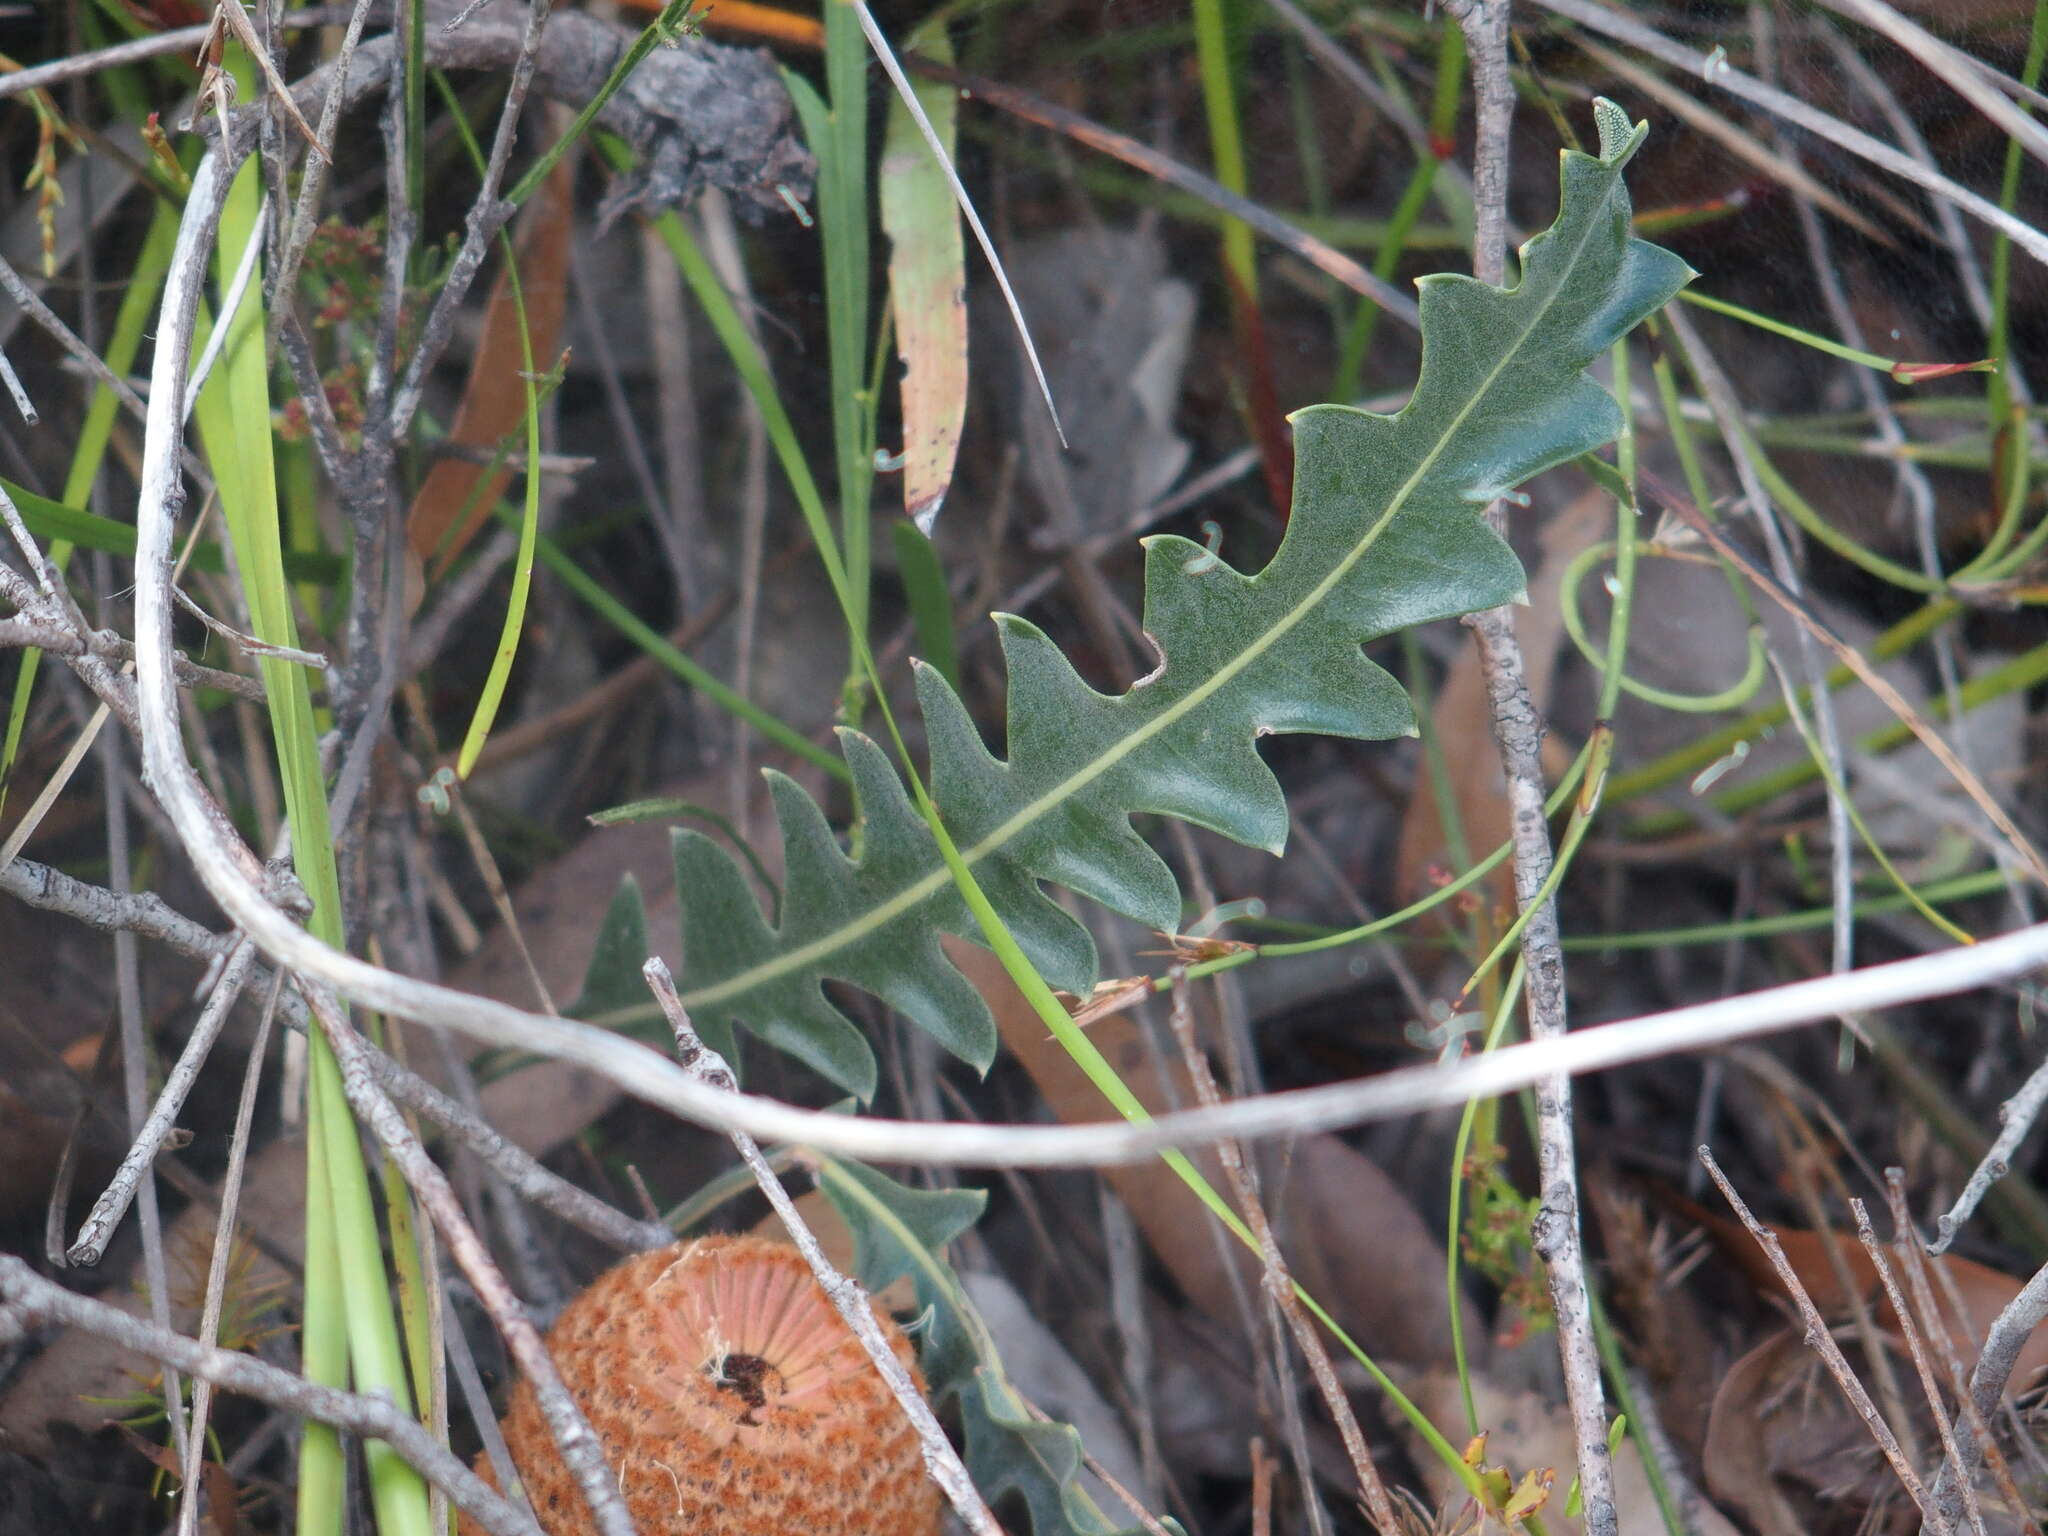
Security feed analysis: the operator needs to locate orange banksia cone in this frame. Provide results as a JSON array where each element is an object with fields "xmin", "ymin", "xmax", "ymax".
[{"xmin": 465, "ymin": 1235, "xmax": 942, "ymax": 1536}]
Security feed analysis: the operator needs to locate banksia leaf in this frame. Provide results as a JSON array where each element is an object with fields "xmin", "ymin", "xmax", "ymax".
[
  {"xmin": 652, "ymin": 106, "xmax": 1690, "ymax": 1096},
  {"xmin": 818, "ymin": 1157, "xmax": 1181, "ymax": 1536}
]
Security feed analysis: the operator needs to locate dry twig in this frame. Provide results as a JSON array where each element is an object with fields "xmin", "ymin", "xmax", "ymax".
[
  {"xmin": 1440, "ymin": 1, "xmax": 1616, "ymax": 1525},
  {"xmin": 1699, "ymin": 1147, "xmax": 1953, "ymax": 1533},
  {"xmin": 1164, "ymin": 967, "xmax": 1400, "ymax": 1533},
  {"xmin": 0, "ymin": 1256, "xmax": 540, "ymax": 1536}
]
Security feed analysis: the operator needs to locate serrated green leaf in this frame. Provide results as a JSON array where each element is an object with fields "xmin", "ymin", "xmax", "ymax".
[
  {"xmin": 959, "ymin": 1371, "xmax": 1155, "ymax": 1536},
  {"xmin": 568, "ymin": 874, "xmax": 652, "ymax": 1026},
  {"xmin": 658, "ymin": 112, "xmax": 1691, "ymax": 1097},
  {"xmin": 817, "ymin": 1158, "xmax": 1176, "ymax": 1536}
]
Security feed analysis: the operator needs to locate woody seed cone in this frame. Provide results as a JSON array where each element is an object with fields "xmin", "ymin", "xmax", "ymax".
[{"xmin": 464, "ymin": 1235, "xmax": 941, "ymax": 1536}]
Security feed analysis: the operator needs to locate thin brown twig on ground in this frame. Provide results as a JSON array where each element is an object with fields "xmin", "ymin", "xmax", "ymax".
[
  {"xmin": 1850, "ymin": 1197, "xmax": 1988, "ymax": 1536},
  {"xmin": 1886, "ymin": 1173, "xmax": 2043, "ymax": 1536},
  {"xmin": 1698, "ymin": 1146, "xmax": 1953, "ymax": 1533},
  {"xmin": 1164, "ymin": 966, "xmax": 1401, "ymax": 1534}
]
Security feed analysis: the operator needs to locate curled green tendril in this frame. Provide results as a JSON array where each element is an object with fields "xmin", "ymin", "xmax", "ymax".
[{"xmin": 1560, "ymin": 541, "xmax": 1768, "ymax": 712}]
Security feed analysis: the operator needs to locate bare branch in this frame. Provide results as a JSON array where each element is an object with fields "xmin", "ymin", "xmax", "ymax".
[
  {"xmin": 296, "ymin": 978, "xmax": 638, "ymax": 1536},
  {"xmin": 361, "ymin": 1038, "xmax": 673, "ymax": 1254},
  {"xmin": 1164, "ymin": 968, "xmax": 1399, "ymax": 1533},
  {"xmin": 0, "ymin": 1256, "xmax": 540, "ymax": 1536},
  {"xmin": 0, "ymin": 617, "xmax": 268, "ymax": 702},
  {"xmin": 1441, "ymin": 3, "xmax": 1616, "ymax": 1525},
  {"xmin": 67, "ymin": 941, "xmax": 260, "ymax": 1266},
  {"xmin": 0, "ymin": 855, "xmax": 232, "ymax": 956},
  {"xmin": 1929, "ymin": 1246, "xmax": 2048, "ymax": 1519},
  {"xmin": 1929, "ymin": 1051, "xmax": 2048, "ymax": 1255},
  {"xmin": 1699, "ymin": 1147, "xmax": 1952, "ymax": 1531}
]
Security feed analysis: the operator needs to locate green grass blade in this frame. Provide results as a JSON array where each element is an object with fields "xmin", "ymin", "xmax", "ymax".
[
  {"xmin": 786, "ymin": 15, "xmax": 878, "ymax": 715},
  {"xmin": 514, "ymin": 513, "xmax": 849, "ymax": 780},
  {"xmin": 190, "ymin": 65, "xmax": 431, "ymax": 1536},
  {"xmin": 891, "ymin": 519, "xmax": 961, "ymax": 691}
]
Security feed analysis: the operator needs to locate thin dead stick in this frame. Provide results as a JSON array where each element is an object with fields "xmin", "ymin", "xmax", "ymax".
[
  {"xmin": 1811, "ymin": 0, "xmax": 2048, "ymax": 175},
  {"xmin": 1929, "ymin": 1051, "xmax": 2048, "ymax": 1255},
  {"xmin": 0, "ymin": 343, "xmax": 34, "ymax": 422},
  {"xmin": 907, "ymin": 56, "xmax": 1419, "ymax": 327},
  {"xmin": 1258, "ymin": 0, "xmax": 1489, "ymax": 221},
  {"xmin": 1440, "ymin": 3, "xmax": 1615, "ymax": 1524},
  {"xmin": 192, "ymin": 0, "xmax": 329, "ymax": 157},
  {"xmin": 1164, "ymin": 967, "xmax": 1400, "ymax": 1533},
  {"xmin": 172, "ymin": 586, "xmax": 328, "ymax": 669},
  {"xmin": 0, "ymin": 855, "xmax": 233, "ymax": 957},
  {"xmin": 101, "ymin": 721, "xmax": 190, "ymax": 1470},
  {"xmin": 0, "ymin": 249, "xmax": 152, "ymax": 425},
  {"xmin": 0, "ymin": 23, "xmax": 210, "ymax": 99},
  {"xmin": 639, "ymin": 956, "xmax": 1002, "ymax": 1536},
  {"xmin": 178, "ymin": 966, "xmax": 284, "ymax": 1536},
  {"xmin": 1059, "ymin": 1428, "xmax": 1176, "ymax": 1536},
  {"xmin": 1928, "ymin": 1243, "xmax": 2048, "ymax": 1518},
  {"xmin": 183, "ymin": 193, "xmax": 271, "ymax": 420},
  {"xmin": 1888, "ymin": 1174, "xmax": 2043, "ymax": 1536},
  {"xmin": 1765, "ymin": 1080, "xmax": 1924, "ymax": 1468},
  {"xmin": 268, "ymin": 0, "xmax": 381, "ymax": 341},
  {"xmin": 0, "ymin": 618, "xmax": 268, "ymax": 700},
  {"xmin": 437, "ymin": 769, "xmax": 557, "ymax": 1014},
  {"xmin": 1698, "ymin": 1146, "xmax": 1950, "ymax": 1530},
  {"xmin": 388, "ymin": 0, "xmax": 557, "ymax": 440},
  {"xmin": 359, "ymin": 1037, "xmax": 672, "ymax": 1253},
  {"xmin": 0, "ymin": 1256, "xmax": 539, "ymax": 1536},
  {"xmin": 1467, "ymin": 606, "xmax": 1617, "ymax": 1536},
  {"xmin": 1567, "ymin": 35, "xmax": 1899, "ymax": 249},
  {"xmin": 68, "ymin": 939, "xmax": 260, "ymax": 1266},
  {"xmin": 1, "ymin": 481, "xmax": 94, "ymax": 638},
  {"xmin": 1850, "ymin": 1196, "xmax": 1982, "ymax": 1536}
]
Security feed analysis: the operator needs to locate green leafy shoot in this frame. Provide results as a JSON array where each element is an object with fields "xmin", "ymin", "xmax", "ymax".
[{"xmin": 625, "ymin": 104, "xmax": 1692, "ymax": 1099}]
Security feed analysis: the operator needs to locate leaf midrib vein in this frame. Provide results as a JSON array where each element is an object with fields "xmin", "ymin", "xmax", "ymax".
[{"xmin": 683, "ymin": 175, "xmax": 1613, "ymax": 1012}]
